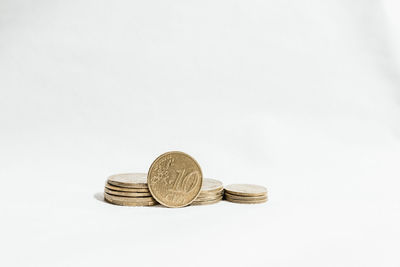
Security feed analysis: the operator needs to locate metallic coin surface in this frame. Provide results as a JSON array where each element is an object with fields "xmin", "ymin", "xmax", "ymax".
[
  {"xmin": 104, "ymin": 188, "xmax": 152, "ymax": 197},
  {"xmin": 198, "ymin": 189, "xmax": 224, "ymax": 197},
  {"xmin": 224, "ymin": 184, "xmax": 267, "ymax": 197},
  {"xmin": 107, "ymin": 173, "xmax": 148, "ymax": 188},
  {"xmin": 195, "ymin": 195, "xmax": 223, "ymax": 201},
  {"xmin": 224, "ymin": 192, "xmax": 267, "ymax": 201},
  {"xmin": 225, "ymin": 196, "xmax": 267, "ymax": 203},
  {"xmin": 192, "ymin": 196, "xmax": 223, "ymax": 206},
  {"xmin": 104, "ymin": 192, "xmax": 156, "ymax": 203},
  {"xmin": 198, "ymin": 189, "xmax": 223, "ymax": 195},
  {"xmin": 104, "ymin": 194, "xmax": 157, "ymax": 206},
  {"xmin": 200, "ymin": 178, "xmax": 223, "ymax": 193},
  {"xmin": 147, "ymin": 151, "xmax": 203, "ymax": 208},
  {"xmin": 105, "ymin": 183, "xmax": 150, "ymax": 193},
  {"xmin": 196, "ymin": 193, "xmax": 223, "ymax": 201},
  {"xmin": 224, "ymin": 197, "xmax": 267, "ymax": 204}
]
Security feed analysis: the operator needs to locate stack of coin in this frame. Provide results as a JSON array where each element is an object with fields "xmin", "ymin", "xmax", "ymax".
[
  {"xmin": 224, "ymin": 184, "xmax": 267, "ymax": 204},
  {"xmin": 104, "ymin": 173, "xmax": 158, "ymax": 206},
  {"xmin": 192, "ymin": 178, "xmax": 224, "ymax": 205}
]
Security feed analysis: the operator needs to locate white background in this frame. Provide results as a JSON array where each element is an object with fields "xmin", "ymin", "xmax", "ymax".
[{"xmin": 1, "ymin": 1, "xmax": 400, "ymax": 266}]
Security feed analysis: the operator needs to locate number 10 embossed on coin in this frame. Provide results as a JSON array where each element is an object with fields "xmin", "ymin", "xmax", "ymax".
[{"xmin": 147, "ymin": 151, "xmax": 203, "ymax": 208}]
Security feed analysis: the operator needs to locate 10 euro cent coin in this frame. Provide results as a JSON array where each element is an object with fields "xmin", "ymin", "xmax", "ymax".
[{"xmin": 147, "ymin": 151, "xmax": 203, "ymax": 208}]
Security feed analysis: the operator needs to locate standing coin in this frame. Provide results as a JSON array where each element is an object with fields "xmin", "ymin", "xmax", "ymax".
[
  {"xmin": 147, "ymin": 151, "xmax": 203, "ymax": 208},
  {"xmin": 107, "ymin": 173, "xmax": 148, "ymax": 188}
]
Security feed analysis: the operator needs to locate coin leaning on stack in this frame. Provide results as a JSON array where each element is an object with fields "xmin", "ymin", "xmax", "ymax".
[
  {"xmin": 147, "ymin": 151, "xmax": 203, "ymax": 208},
  {"xmin": 224, "ymin": 184, "xmax": 268, "ymax": 204},
  {"xmin": 191, "ymin": 178, "xmax": 224, "ymax": 205},
  {"xmin": 104, "ymin": 173, "xmax": 158, "ymax": 206}
]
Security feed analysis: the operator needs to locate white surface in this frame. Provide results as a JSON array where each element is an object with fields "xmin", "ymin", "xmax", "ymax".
[{"xmin": 1, "ymin": 1, "xmax": 400, "ymax": 266}]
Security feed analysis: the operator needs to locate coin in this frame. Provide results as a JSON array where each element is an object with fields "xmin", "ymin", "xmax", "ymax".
[
  {"xmin": 197, "ymin": 195, "xmax": 222, "ymax": 201},
  {"xmin": 224, "ymin": 184, "xmax": 267, "ymax": 197},
  {"xmin": 192, "ymin": 196, "xmax": 223, "ymax": 206},
  {"xmin": 198, "ymin": 189, "xmax": 223, "ymax": 197},
  {"xmin": 224, "ymin": 192, "xmax": 267, "ymax": 201},
  {"xmin": 105, "ymin": 183, "xmax": 150, "ymax": 193},
  {"xmin": 196, "ymin": 192, "xmax": 224, "ymax": 201},
  {"xmin": 147, "ymin": 151, "xmax": 203, "ymax": 208},
  {"xmin": 225, "ymin": 195, "xmax": 268, "ymax": 202},
  {"xmin": 104, "ymin": 194, "xmax": 157, "ymax": 206},
  {"xmin": 107, "ymin": 173, "xmax": 148, "ymax": 188},
  {"xmin": 104, "ymin": 188, "xmax": 152, "ymax": 197},
  {"xmin": 104, "ymin": 192, "xmax": 157, "ymax": 204},
  {"xmin": 200, "ymin": 178, "xmax": 223, "ymax": 193},
  {"xmin": 198, "ymin": 188, "xmax": 223, "ymax": 195},
  {"xmin": 224, "ymin": 197, "xmax": 267, "ymax": 204}
]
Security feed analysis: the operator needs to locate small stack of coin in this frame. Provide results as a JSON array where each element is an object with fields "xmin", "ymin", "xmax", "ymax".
[
  {"xmin": 192, "ymin": 178, "xmax": 224, "ymax": 205},
  {"xmin": 104, "ymin": 173, "xmax": 158, "ymax": 206},
  {"xmin": 224, "ymin": 184, "xmax": 267, "ymax": 204}
]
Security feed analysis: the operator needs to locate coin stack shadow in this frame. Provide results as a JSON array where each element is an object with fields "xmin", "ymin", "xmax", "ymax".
[
  {"xmin": 104, "ymin": 173, "xmax": 158, "ymax": 206},
  {"xmin": 224, "ymin": 184, "xmax": 268, "ymax": 204},
  {"xmin": 191, "ymin": 178, "xmax": 224, "ymax": 205}
]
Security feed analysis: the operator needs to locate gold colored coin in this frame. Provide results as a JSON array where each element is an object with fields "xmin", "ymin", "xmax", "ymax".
[
  {"xmin": 200, "ymin": 178, "xmax": 223, "ymax": 193},
  {"xmin": 107, "ymin": 173, "xmax": 148, "ymax": 188},
  {"xmin": 104, "ymin": 188, "xmax": 152, "ymax": 197},
  {"xmin": 224, "ymin": 192, "xmax": 267, "ymax": 201},
  {"xmin": 224, "ymin": 184, "xmax": 267, "ymax": 197},
  {"xmin": 104, "ymin": 194, "xmax": 157, "ymax": 206},
  {"xmin": 192, "ymin": 196, "xmax": 223, "ymax": 206},
  {"xmin": 224, "ymin": 197, "xmax": 267, "ymax": 204},
  {"xmin": 196, "ymin": 192, "xmax": 224, "ymax": 201},
  {"xmin": 104, "ymin": 192, "xmax": 156, "ymax": 203},
  {"xmin": 195, "ymin": 195, "xmax": 223, "ymax": 201},
  {"xmin": 225, "ymin": 196, "xmax": 267, "ymax": 203},
  {"xmin": 194, "ymin": 195, "xmax": 223, "ymax": 202},
  {"xmin": 147, "ymin": 151, "xmax": 203, "ymax": 208},
  {"xmin": 198, "ymin": 189, "xmax": 223, "ymax": 198},
  {"xmin": 199, "ymin": 188, "xmax": 223, "ymax": 195},
  {"xmin": 105, "ymin": 183, "xmax": 150, "ymax": 193}
]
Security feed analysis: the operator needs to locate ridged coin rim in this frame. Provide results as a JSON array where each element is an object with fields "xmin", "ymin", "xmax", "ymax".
[
  {"xmin": 104, "ymin": 188, "xmax": 152, "ymax": 197},
  {"xmin": 224, "ymin": 184, "xmax": 267, "ymax": 197},
  {"xmin": 105, "ymin": 183, "xmax": 150, "ymax": 193}
]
